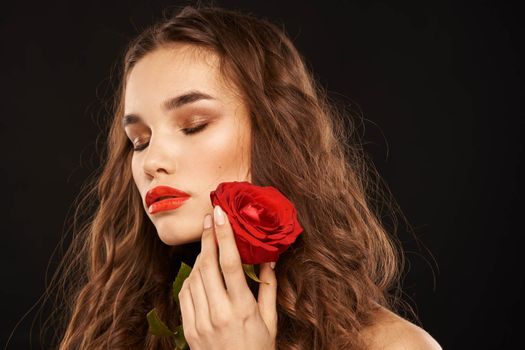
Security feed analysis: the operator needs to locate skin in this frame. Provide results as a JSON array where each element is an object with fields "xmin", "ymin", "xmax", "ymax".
[
  {"xmin": 124, "ymin": 44, "xmax": 252, "ymax": 246},
  {"xmin": 124, "ymin": 44, "xmax": 276, "ymax": 350},
  {"xmin": 179, "ymin": 206, "xmax": 277, "ymax": 350},
  {"xmin": 363, "ymin": 304, "xmax": 443, "ymax": 350}
]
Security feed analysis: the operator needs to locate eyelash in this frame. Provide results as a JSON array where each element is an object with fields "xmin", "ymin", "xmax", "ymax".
[{"xmin": 132, "ymin": 123, "xmax": 209, "ymax": 152}]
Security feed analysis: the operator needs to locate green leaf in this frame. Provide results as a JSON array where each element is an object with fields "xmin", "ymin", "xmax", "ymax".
[
  {"xmin": 173, "ymin": 324, "xmax": 188, "ymax": 350},
  {"xmin": 242, "ymin": 264, "xmax": 270, "ymax": 285},
  {"xmin": 146, "ymin": 308, "xmax": 175, "ymax": 337},
  {"xmin": 173, "ymin": 261, "xmax": 192, "ymax": 306}
]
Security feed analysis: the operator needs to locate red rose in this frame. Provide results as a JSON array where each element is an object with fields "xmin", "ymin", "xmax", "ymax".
[{"xmin": 209, "ymin": 181, "xmax": 303, "ymax": 265}]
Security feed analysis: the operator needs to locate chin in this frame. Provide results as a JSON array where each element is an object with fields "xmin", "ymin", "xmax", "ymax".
[{"xmin": 155, "ymin": 227, "xmax": 202, "ymax": 246}]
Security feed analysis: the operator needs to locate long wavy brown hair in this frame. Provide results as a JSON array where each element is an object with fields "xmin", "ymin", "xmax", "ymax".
[{"xmin": 35, "ymin": 4, "xmax": 422, "ymax": 350}]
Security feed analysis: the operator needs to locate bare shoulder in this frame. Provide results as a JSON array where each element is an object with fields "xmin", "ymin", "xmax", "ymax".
[{"xmin": 361, "ymin": 305, "xmax": 442, "ymax": 350}]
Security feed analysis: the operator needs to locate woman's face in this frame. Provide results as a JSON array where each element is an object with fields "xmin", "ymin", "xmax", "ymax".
[{"xmin": 123, "ymin": 44, "xmax": 252, "ymax": 246}]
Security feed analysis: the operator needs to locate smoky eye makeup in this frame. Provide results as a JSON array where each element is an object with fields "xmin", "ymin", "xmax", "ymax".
[
  {"xmin": 126, "ymin": 114, "xmax": 217, "ymax": 150},
  {"xmin": 178, "ymin": 108, "xmax": 221, "ymax": 128},
  {"xmin": 181, "ymin": 122, "xmax": 209, "ymax": 135},
  {"xmin": 124, "ymin": 104, "xmax": 220, "ymax": 137}
]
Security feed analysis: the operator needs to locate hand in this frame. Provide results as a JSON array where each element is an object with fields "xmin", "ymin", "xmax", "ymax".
[{"xmin": 178, "ymin": 205, "xmax": 278, "ymax": 350}]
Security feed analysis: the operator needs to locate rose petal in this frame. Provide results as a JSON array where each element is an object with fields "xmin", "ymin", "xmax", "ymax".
[{"xmin": 210, "ymin": 181, "xmax": 304, "ymax": 264}]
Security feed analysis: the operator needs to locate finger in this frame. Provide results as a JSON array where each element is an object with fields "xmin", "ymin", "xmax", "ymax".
[
  {"xmin": 189, "ymin": 254, "xmax": 214, "ymax": 335},
  {"xmin": 257, "ymin": 262, "xmax": 278, "ymax": 336},
  {"xmin": 179, "ymin": 279, "xmax": 196, "ymax": 341},
  {"xmin": 199, "ymin": 213, "xmax": 229, "ymax": 319},
  {"xmin": 213, "ymin": 205, "xmax": 251, "ymax": 301}
]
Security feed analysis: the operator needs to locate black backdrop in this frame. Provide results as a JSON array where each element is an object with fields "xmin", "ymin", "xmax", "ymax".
[{"xmin": 1, "ymin": 0, "xmax": 522, "ymax": 349}]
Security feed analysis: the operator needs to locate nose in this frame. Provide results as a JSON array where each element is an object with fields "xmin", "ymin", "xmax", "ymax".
[{"xmin": 141, "ymin": 135, "xmax": 175, "ymax": 178}]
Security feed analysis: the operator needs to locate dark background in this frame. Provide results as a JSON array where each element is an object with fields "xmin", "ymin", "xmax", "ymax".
[{"xmin": 1, "ymin": 0, "xmax": 522, "ymax": 348}]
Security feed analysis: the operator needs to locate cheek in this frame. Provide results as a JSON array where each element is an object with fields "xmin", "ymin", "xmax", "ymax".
[
  {"xmin": 130, "ymin": 157, "xmax": 143, "ymax": 189},
  {"xmin": 190, "ymin": 121, "xmax": 250, "ymax": 175}
]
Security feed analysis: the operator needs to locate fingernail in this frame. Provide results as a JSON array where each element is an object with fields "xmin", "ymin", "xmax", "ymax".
[
  {"xmin": 270, "ymin": 261, "xmax": 276, "ymax": 269},
  {"xmin": 214, "ymin": 205, "xmax": 225, "ymax": 225},
  {"xmin": 203, "ymin": 214, "xmax": 213, "ymax": 229}
]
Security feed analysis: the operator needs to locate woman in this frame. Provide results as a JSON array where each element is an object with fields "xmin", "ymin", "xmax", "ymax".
[{"xmin": 53, "ymin": 4, "xmax": 442, "ymax": 350}]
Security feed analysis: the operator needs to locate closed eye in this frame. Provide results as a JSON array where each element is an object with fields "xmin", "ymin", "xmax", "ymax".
[
  {"xmin": 132, "ymin": 123, "xmax": 209, "ymax": 152},
  {"xmin": 182, "ymin": 122, "xmax": 209, "ymax": 135}
]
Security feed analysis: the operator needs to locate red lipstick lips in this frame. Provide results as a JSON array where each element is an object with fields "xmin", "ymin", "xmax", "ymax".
[{"xmin": 145, "ymin": 185, "xmax": 191, "ymax": 214}]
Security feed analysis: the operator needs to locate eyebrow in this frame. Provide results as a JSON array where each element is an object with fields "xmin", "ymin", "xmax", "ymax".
[{"xmin": 122, "ymin": 90, "xmax": 215, "ymax": 128}]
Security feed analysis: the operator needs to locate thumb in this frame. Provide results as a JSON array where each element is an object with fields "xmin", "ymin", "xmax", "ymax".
[{"xmin": 257, "ymin": 262, "xmax": 278, "ymax": 335}]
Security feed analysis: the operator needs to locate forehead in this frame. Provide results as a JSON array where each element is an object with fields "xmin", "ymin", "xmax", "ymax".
[{"xmin": 124, "ymin": 44, "xmax": 233, "ymax": 112}]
